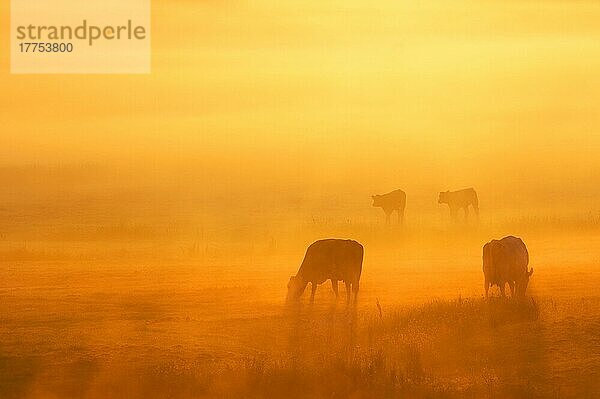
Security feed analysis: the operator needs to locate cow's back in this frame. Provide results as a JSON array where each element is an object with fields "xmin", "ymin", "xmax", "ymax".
[
  {"xmin": 382, "ymin": 189, "xmax": 406, "ymax": 207},
  {"xmin": 299, "ymin": 239, "xmax": 363, "ymax": 283},
  {"xmin": 483, "ymin": 236, "xmax": 528, "ymax": 284},
  {"xmin": 448, "ymin": 188, "xmax": 477, "ymax": 206},
  {"xmin": 500, "ymin": 236, "xmax": 529, "ymax": 276}
]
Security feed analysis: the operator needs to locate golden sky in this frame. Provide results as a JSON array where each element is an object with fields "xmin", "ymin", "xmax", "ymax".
[{"xmin": 1, "ymin": 1, "xmax": 600, "ymax": 207}]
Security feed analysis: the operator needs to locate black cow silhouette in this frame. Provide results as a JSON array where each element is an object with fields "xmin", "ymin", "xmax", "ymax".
[
  {"xmin": 372, "ymin": 189, "xmax": 406, "ymax": 224},
  {"xmin": 438, "ymin": 188, "xmax": 479, "ymax": 222},
  {"xmin": 483, "ymin": 236, "xmax": 533, "ymax": 298},
  {"xmin": 287, "ymin": 239, "xmax": 363, "ymax": 304}
]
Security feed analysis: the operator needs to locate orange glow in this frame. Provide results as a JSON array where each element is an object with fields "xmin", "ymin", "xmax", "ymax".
[{"xmin": 1, "ymin": 2, "xmax": 600, "ymax": 397}]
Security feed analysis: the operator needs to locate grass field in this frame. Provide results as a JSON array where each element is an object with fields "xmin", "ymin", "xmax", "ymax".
[
  {"xmin": 1, "ymin": 180, "xmax": 600, "ymax": 398},
  {"xmin": 1, "ymin": 204, "xmax": 600, "ymax": 398}
]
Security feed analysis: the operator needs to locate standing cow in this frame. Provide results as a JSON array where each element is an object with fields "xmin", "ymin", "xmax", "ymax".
[
  {"xmin": 483, "ymin": 236, "xmax": 533, "ymax": 298},
  {"xmin": 438, "ymin": 188, "xmax": 479, "ymax": 222},
  {"xmin": 287, "ymin": 239, "xmax": 363, "ymax": 304},
  {"xmin": 372, "ymin": 189, "xmax": 406, "ymax": 224}
]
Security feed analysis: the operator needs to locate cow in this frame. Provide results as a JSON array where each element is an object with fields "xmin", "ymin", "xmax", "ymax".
[
  {"xmin": 372, "ymin": 189, "xmax": 406, "ymax": 224},
  {"xmin": 286, "ymin": 239, "xmax": 363, "ymax": 305},
  {"xmin": 482, "ymin": 236, "xmax": 533, "ymax": 298},
  {"xmin": 438, "ymin": 188, "xmax": 479, "ymax": 222}
]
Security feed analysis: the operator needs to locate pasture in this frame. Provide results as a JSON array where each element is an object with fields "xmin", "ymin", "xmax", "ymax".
[{"xmin": 1, "ymin": 196, "xmax": 599, "ymax": 398}]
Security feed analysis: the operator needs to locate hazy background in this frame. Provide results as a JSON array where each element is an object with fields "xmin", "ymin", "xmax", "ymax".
[
  {"xmin": 1, "ymin": 1, "xmax": 600, "ymax": 218},
  {"xmin": 1, "ymin": 2, "xmax": 600, "ymax": 398}
]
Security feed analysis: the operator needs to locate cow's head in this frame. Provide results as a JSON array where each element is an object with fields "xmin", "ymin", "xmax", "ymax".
[
  {"xmin": 371, "ymin": 195, "xmax": 382, "ymax": 207},
  {"xmin": 286, "ymin": 275, "xmax": 307, "ymax": 302},
  {"xmin": 517, "ymin": 268, "xmax": 534, "ymax": 298},
  {"xmin": 438, "ymin": 191, "xmax": 450, "ymax": 204}
]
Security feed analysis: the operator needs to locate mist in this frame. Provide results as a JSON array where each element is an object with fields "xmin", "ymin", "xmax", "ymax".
[{"xmin": 2, "ymin": 1, "xmax": 600, "ymax": 398}]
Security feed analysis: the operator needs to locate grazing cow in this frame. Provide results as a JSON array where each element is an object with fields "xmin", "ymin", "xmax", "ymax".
[
  {"xmin": 287, "ymin": 239, "xmax": 363, "ymax": 304},
  {"xmin": 372, "ymin": 189, "xmax": 406, "ymax": 224},
  {"xmin": 483, "ymin": 236, "xmax": 533, "ymax": 298},
  {"xmin": 438, "ymin": 188, "xmax": 479, "ymax": 222}
]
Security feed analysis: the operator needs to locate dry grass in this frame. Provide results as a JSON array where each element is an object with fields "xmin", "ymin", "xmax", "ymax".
[
  {"xmin": 202, "ymin": 298, "xmax": 545, "ymax": 399},
  {"xmin": 37, "ymin": 297, "xmax": 584, "ymax": 399},
  {"xmin": 1, "ymin": 266, "xmax": 599, "ymax": 399},
  {"xmin": 1, "ymin": 190, "xmax": 599, "ymax": 398}
]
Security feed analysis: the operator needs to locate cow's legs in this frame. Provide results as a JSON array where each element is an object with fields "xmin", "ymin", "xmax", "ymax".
[
  {"xmin": 385, "ymin": 210, "xmax": 391, "ymax": 224},
  {"xmin": 508, "ymin": 281, "xmax": 515, "ymax": 298},
  {"xmin": 464, "ymin": 206, "xmax": 469, "ymax": 222},
  {"xmin": 310, "ymin": 282, "xmax": 317, "ymax": 303},
  {"xmin": 344, "ymin": 281, "xmax": 351, "ymax": 304},
  {"xmin": 484, "ymin": 279, "xmax": 490, "ymax": 299},
  {"xmin": 400, "ymin": 208, "xmax": 405, "ymax": 225},
  {"xmin": 450, "ymin": 207, "xmax": 457, "ymax": 222},
  {"xmin": 499, "ymin": 283, "xmax": 506, "ymax": 298},
  {"xmin": 352, "ymin": 281, "xmax": 360, "ymax": 304},
  {"xmin": 331, "ymin": 279, "xmax": 339, "ymax": 299}
]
